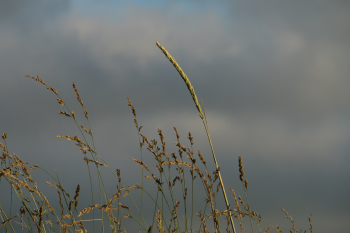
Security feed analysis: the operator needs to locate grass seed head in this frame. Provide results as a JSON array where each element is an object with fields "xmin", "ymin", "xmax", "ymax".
[
  {"xmin": 156, "ymin": 41, "xmax": 203, "ymax": 119},
  {"xmin": 238, "ymin": 156, "xmax": 245, "ymax": 181},
  {"xmin": 74, "ymin": 183, "xmax": 81, "ymax": 202}
]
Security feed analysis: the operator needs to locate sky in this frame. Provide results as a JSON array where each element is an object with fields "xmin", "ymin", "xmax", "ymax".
[{"xmin": 0, "ymin": 0, "xmax": 349, "ymax": 232}]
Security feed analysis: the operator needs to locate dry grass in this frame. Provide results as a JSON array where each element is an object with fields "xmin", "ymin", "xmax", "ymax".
[{"xmin": 0, "ymin": 42, "xmax": 313, "ymax": 233}]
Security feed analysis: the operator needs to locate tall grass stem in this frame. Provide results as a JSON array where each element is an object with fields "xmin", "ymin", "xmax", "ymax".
[{"xmin": 156, "ymin": 41, "xmax": 237, "ymax": 233}]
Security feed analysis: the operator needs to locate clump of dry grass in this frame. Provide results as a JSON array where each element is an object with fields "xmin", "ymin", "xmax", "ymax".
[{"xmin": 0, "ymin": 42, "xmax": 314, "ymax": 233}]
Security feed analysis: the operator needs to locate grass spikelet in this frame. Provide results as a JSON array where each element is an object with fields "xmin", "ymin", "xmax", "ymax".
[
  {"xmin": 46, "ymin": 86, "xmax": 59, "ymax": 95},
  {"xmin": 156, "ymin": 41, "xmax": 203, "ymax": 119},
  {"xmin": 59, "ymin": 111, "xmax": 71, "ymax": 117},
  {"xmin": 230, "ymin": 188, "xmax": 244, "ymax": 232},
  {"xmin": 19, "ymin": 206, "xmax": 25, "ymax": 230},
  {"xmin": 0, "ymin": 216, "xmax": 18, "ymax": 228},
  {"xmin": 72, "ymin": 82, "xmax": 89, "ymax": 119},
  {"xmin": 26, "ymin": 75, "xmax": 47, "ymax": 86},
  {"xmin": 197, "ymin": 150, "xmax": 206, "ymax": 167},
  {"xmin": 127, "ymin": 97, "xmax": 139, "ymax": 128},
  {"xmin": 238, "ymin": 155, "xmax": 245, "ymax": 181},
  {"xmin": 38, "ymin": 205, "xmax": 43, "ymax": 232},
  {"xmin": 0, "ymin": 142, "xmax": 8, "ymax": 153},
  {"xmin": 309, "ymin": 213, "xmax": 313, "ymax": 233},
  {"xmin": 74, "ymin": 183, "xmax": 81, "ymax": 207},
  {"xmin": 155, "ymin": 209, "xmax": 164, "ymax": 233},
  {"xmin": 187, "ymin": 132, "xmax": 193, "ymax": 145},
  {"xmin": 57, "ymin": 190, "xmax": 65, "ymax": 220},
  {"xmin": 78, "ymin": 204, "xmax": 99, "ymax": 217}
]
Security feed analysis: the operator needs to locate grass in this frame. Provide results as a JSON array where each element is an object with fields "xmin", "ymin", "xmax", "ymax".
[{"xmin": 0, "ymin": 41, "xmax": 313, "ymax": 233}]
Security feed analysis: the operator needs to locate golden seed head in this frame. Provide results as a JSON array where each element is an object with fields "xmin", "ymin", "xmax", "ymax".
[
  {"xmin": 81, "ymin": 125, "xmax": 89, "ymax": 134},
  {"xmin": 127, "ymin": 97, "xmax": 137, "ymax": 117},
  {"xmin": 118, "ymin": 203, "xmax": 130, "ymax": 210},
  {"xmin": 0, "ymin": 142, "xmax": 8, "ymax": 153},
  {"xmin": 57, "ymin": 98, "xmax": 64, "ymax": 106},
  {"xmin": 46, "ymin": 86, "xmax": 59, "ymax": 95},
  {"xmin": 187, "ymin": 132, "xmax": 193, "ymax": 145},
  {"xmin": 197, "ymin": 150, "xmax": 206, "ymax": 167},
  {"xmin": 309, "ymin": 213, "xmax": 313, "ymax": 233},
  {"xmin": 68, "ymin": 201, "xmax": 73, "ymax": 211},
  {"xmin": 59, "ymin": 111, "xmax": 71, "ymax": 117},
  {"xmin": 173, "ymin": 126, "xmax": 180, "ymax": 141},
  {"xmin": 72, "ymin": 82, "xmax": 89, "ymax": 119},
  {"xmin": 26, "ymin": 75, "xmax": 47, "ymax": 86}
]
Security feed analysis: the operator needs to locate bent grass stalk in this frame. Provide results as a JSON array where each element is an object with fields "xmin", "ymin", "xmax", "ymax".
[{"xmin": 156, "ymin": 41, "xmax": 237, "ymax": 233}]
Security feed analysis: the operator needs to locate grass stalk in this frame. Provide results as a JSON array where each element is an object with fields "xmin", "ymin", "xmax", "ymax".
[{"xmin": 156, "ymin": 41, "xmax": 237, "ymax": 233}]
